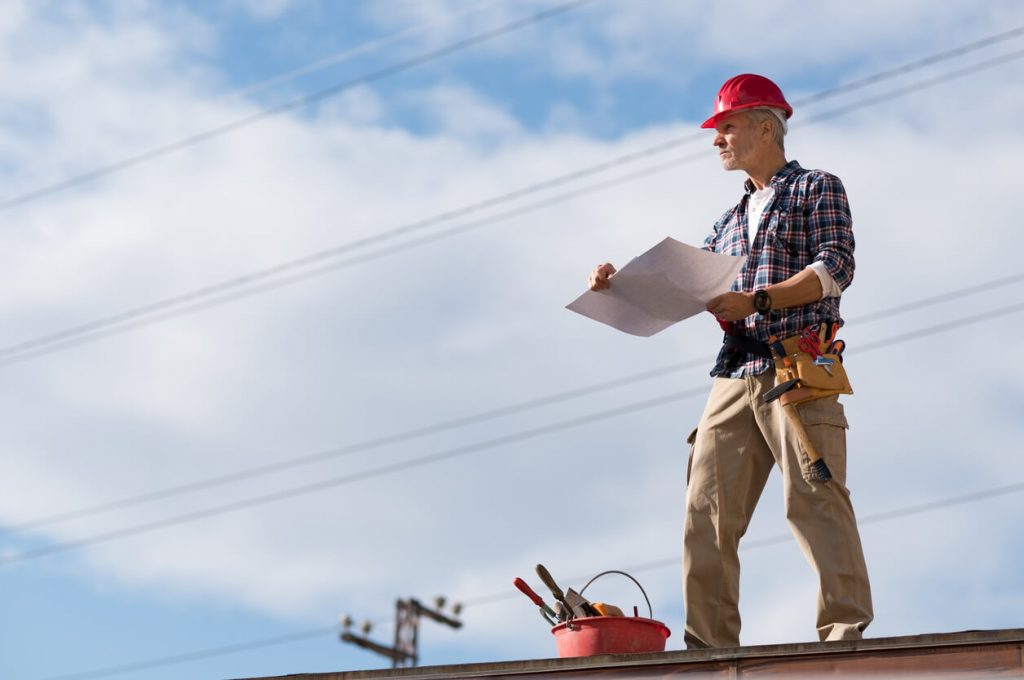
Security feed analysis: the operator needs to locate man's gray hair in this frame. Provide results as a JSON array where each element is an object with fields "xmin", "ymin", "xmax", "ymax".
[{"xmin": 746, "ymin": 107, "xmax": 787, "ymax": 149}]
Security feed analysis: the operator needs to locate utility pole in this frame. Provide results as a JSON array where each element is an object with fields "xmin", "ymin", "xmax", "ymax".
[{"xmin": 340, "ymin": 596, "xmax": 462, "ymax": 668}]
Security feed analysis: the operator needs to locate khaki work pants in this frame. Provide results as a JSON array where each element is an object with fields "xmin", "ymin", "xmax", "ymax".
[{"xmin": 682, "ymin": 373, "xmax": 873, "ymax": 648}]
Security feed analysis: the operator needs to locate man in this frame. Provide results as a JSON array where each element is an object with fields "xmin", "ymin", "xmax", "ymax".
[{"xmin": 588, "ymin": 74, "xmax": 872, "ymax": 648}]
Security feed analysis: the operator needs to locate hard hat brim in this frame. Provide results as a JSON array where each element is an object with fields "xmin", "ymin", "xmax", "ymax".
[
  {"xmin": 700, "ymin": 111, "xmax": 730, "ymax": 129},
  {"xmin": 700, "ymin": 102, "xmax": 793, "ymax": 129}
]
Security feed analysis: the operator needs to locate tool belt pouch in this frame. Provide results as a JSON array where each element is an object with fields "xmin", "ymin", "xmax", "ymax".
[{"xmin": 773, "ymin": 336, "xmax": 853, "ymax": 407}]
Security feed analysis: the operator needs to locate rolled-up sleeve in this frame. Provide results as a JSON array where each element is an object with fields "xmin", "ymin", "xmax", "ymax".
[{"xmin": 807, "ymin": 173, "xmax": 856, "ymax": 291}]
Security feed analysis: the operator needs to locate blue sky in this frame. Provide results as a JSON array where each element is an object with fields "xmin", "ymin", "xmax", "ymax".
[{"xmin": 1, "ymin": 1, "xmax": 1023, "ymax": 679}]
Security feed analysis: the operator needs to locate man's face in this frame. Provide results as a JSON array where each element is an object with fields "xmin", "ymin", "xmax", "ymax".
[{"xmin": 713, "ymin": 112, "xmax": 759, "ymax": 172}]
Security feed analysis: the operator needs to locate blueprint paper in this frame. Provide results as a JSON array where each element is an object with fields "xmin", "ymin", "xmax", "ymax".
[{"xmin": 566, "ymin": 237, "xmax": 746, "ymax": 337}]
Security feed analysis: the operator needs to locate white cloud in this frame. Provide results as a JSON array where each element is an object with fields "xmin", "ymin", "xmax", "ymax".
[
  {"xmin": 400, "ymin": 82, "xmax": 524, "ymax": 141},
  {"xmin": 1, "ymin": 2, "xmax": 1023, "ymax": 676},
  {"xmin": 315, "ymin": 85, "xmax": 389, "ymax": 127}
]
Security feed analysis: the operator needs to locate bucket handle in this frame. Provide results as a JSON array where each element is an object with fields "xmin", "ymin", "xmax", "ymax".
[{"xmin": 578, "ymin": 570, "xmax": 654, "ymax": 620}]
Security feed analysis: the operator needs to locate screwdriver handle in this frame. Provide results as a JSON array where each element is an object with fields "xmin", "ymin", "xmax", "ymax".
[
  {"xmin": 535, "ymin": 564, "xmax": 566, "ymax": 604},
  {"xmin": 513, "ymin": 578, "xmax": 545, "ymax": 607}
]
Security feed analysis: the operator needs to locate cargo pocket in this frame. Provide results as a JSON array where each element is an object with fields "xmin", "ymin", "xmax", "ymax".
[
  {"xmin": 686, "ymin": 426, "xmax": 698, "ymax": 486},
  {"xmin": 795, "ymin": 398, "xmax": 849, "ymax": 485}
]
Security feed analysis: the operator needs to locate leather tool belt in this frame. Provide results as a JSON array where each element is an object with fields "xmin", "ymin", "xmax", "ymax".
[{"xmin": 765, "ymin": 327, "xmax": 853, "ymax": 407}]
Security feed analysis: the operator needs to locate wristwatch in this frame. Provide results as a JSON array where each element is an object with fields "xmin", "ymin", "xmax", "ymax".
[{"xmin": 753, "ymin": 289, "xmax": 772, "ymax": 315}]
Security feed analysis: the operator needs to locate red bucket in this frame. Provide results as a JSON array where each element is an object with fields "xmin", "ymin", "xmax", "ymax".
[
  {"xmin": 549, "ymin": 570, "xmax": 671, "ymax": 657},
  {"xmin": 552, "ymin": 615, "xmax": 670, "ymax": 656}
]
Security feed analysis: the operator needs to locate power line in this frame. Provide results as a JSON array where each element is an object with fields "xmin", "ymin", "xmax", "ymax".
[
  {"xmin": 0, "ymin": 137, "xmax": 707, "ymax": 363},
  {"xmin": 9, "ymin": 14, "xmax": 1018, "ymax": 219},
  {"xmin": 238, "ymin": 15, "xmax": 1024, "ymax": 106},
  {"xmin": 4, "ymin": 299, "xmax": 1024, "ymax": 566},
  {"xmin": 848, "ymin": 271, "xmax": 1024, "ymax": 324},
  {"xmin": 3, "ymin": 17, "xmax": 1022, "ymax": 580},
  {"xmin": 233, "ymin": 0, "xmax": 495, "ymax": 99},
  {"xmin": 0, "ymin": 388, "xmax": 707, "ymax": 566},
  {"xmin": 0, "ymin": 357, "xmax": 710, "ymax": 537},
  {"xmin": 0, "ymin": 149, "xmax": 706, "ymax": 367},
  {"xmin": 799, "ymin": 47, "xmax": 1024, "ymax": 127},
  {"xmin": 788, "ymin": 24, "xmax": 1024, "ymax": 106},
  {"xmin": 39, "ymin": 625, "xmax": 339, "ymax": 680},
  {"xmin": 4, "ymin": 268, "xmax": 1022, "ymax": 538},
  {"xmin": 36, "ymin": 480, "xmax": 1024, "ymax": 680},
  {"xmin": 558, "ymin": 481, "xmax": 1024, "ymax": 578},
  {"xmin": 0, "ymin": 0, "xmax": 596, "ymax": 213},
  {"xmin": 3, "ymin": 33, "xmax": 1023, "ymax": 367}
]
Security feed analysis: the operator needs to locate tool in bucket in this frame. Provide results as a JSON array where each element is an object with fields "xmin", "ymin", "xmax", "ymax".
[
  {"xmin": 763, "ymin": 322, "xmax": 852, "ymax": 483},
  {"xmin": 549, "ymin": 570, "xmax": 670, "ymax": 657},
  {"xmin": 535, "ymin": 564, "xmax": 599, "ymax": 624},
  {"xmin": 513, "ymin": 577, "xmax": 557, "ymax": 626}
]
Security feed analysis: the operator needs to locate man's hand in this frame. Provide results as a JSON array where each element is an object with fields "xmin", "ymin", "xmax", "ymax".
[
  {"xmin": 706, "ymin": 292, "xmax": 755, "ymax": 322},
  {"xmin": 588, "ymin": 263, "xmax": 617, "ymax": 291}
]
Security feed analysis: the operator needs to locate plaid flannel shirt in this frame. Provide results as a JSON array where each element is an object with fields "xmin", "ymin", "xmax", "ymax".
[{"xmin": 703, "ymin": 160, "xmax": 855, "ymax": 377}]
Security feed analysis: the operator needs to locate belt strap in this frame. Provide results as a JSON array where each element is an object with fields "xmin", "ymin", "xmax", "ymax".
[
  {"xmin": 723, "ymin": 334, "xmax": 772, "ymax": 359},
  {"xmin": 714, "ymin": 332, "xmax": 772, "ymax": 374}
]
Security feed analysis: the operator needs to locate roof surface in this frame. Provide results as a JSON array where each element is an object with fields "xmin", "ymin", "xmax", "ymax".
[{"xmin": 239, "ymin": 628, "xmax": 1024, "ymax": 679}]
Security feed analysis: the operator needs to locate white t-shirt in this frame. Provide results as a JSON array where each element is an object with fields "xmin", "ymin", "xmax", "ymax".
[{"xmin": 747, "ymin": 185, "xmax": 841, "ymax": 299}]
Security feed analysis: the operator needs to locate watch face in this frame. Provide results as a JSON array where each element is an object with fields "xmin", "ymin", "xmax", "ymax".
[{"xmin": 755, "ymin": 291, "xmax": 771, "ymax": 313}]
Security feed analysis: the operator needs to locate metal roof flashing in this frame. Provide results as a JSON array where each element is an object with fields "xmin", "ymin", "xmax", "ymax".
[{"xmin": 238, "ymin": 628, "xmax": 1024, "ymax": 680}]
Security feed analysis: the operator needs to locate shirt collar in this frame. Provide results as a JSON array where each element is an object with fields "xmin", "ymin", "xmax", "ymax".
[{"xmin": 743, "ymin": 159, "xmax": 802, "ymax": 194}]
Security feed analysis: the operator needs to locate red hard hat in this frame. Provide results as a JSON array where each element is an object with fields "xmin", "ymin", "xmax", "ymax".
[{"xmin": 700, "ymin": 74, "xmax": 793, "ymax": 129}]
